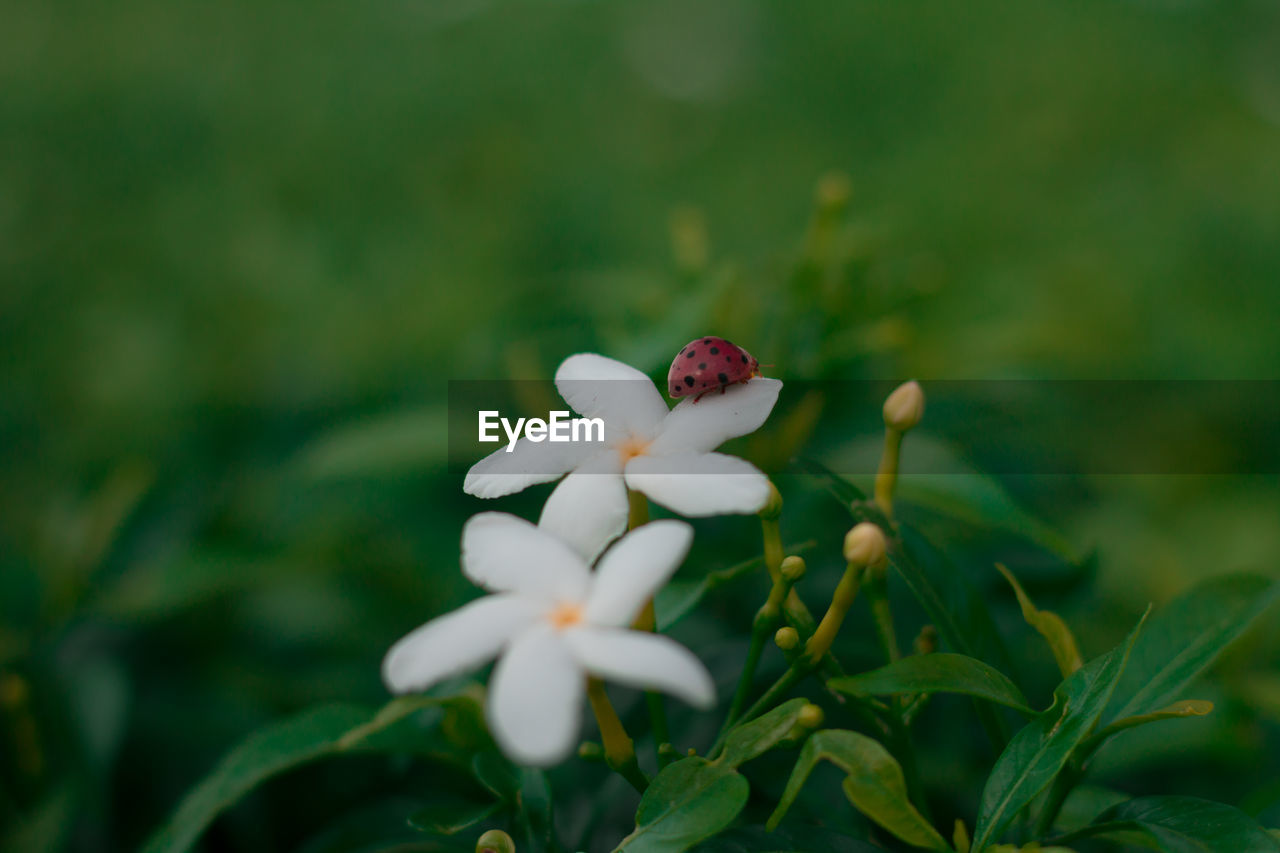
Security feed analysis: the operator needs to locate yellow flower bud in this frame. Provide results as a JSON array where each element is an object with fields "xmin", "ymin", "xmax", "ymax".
[
  {"xmin": 780, "ymin": 555, "xmax": 807, "ymax": 583},
  {"xmin": 476, "ymin": 829, "xmax": 516, "ymax": 853},
  {"xmin": 843, "ymin": 522, "xmax": 887, "ymax": 568},
  {"xmin": 577, "ymin": 741, "xmax": 603, "ymax": 760},
  {"xmin": 774, "ymin": 626, "xmax": 800, "ymax": 651},
  {"xmin": 797, "ymin": 703, "xmax": 824, "ymax": 729},
  {"xmin": 883, "ymin": 380, "xmax": 925, "ymax": 432}
]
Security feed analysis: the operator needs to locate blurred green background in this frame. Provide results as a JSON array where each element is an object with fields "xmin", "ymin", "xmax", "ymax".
[{"xmin": 3, "ymin": 0, "xmax": 1280, "ymax": 850}]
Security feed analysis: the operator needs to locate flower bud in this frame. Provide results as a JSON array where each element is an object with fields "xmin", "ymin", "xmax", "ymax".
[
  {"xmin": 758, "ymin": 480, "xmax": 783, "ymax": 520},
  {"xmin": 577, "ymin": 741, "xmax": 604, "ymax": 760},
  {"xmin": 883, "ymin": 380, "xmax": 925, "ymax": 432},
  {"xmin": 797, "ymin": 703, "xmax": 824, "ymax": 729},
  {"xmin": 816, "ymin": 171, "xmax": 852, "ymax": 215},
  {"xmin": 913, "ymin": 624, "xmax": 938, "ymax": 656},
  {"xmin": 780, "ymin": 555, "xmax": 807, "ymax": 584},
  {"xmin": 476, "ymin": 829, "xmax": 516, "ymax": 853},
  {"xmin": 774, "ymin": 626, "xmax": 800, "ymax": 651},
  {"xmin": 844, "ymin": 522, "xmax": 887, "ymax": 568}
]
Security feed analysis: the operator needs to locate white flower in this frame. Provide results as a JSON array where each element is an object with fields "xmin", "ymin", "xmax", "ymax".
[
  {"xmin": 381, "ymin": 512, "xmax": 715, "ymax": 767},
  {"xmin": 465, "ymin": 353, "xmax": 782, "ymax": 561}
]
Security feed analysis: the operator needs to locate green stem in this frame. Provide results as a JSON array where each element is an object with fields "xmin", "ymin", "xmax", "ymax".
[
  {"xmin": 874, "ymin": 427, "xmax": 902, "ymax": 517},
  {"xmin": 627, "ymin": 490, "xmax": 670, "ymax": 766},
  {"xmin": 865, "ymin": 572, "xmax": 901, "ymax": 663},
  {"xmin": 709, "ymin": 663, "xmax": 812, "ymax": 759},
  {"xmin": 726, "ymin": 631, "xmax": 767, "ymax": 727},
  {"xmin": 586, "ymin": 678, "xmax": 648, "ymax": 793}
]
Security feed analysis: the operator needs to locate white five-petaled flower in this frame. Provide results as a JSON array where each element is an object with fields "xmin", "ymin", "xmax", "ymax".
[
  {"xmin": 465, "ymin": 353, "xmax": 783, "ymax": 560},
  {"xmin": 381, "ymin": 512, "xmax": 715, "ymax": 767}
]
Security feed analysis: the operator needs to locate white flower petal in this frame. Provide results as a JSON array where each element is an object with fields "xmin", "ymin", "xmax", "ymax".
[
  {"xmin": 584, "ymin": 520, "xmax": 693, "ymax": 627},
  {"xmin": 487, "ymin": 624, "xmax": 584, "ymax": 766},
  {"xmin": 382, "ymin": 594, "xmax": 538, "ymax": 693},
  {"xmin": 555, "ymin": 353, "xmax": 669, "ymax": 440},
  {"xmin": 624, "ymin": 452, "xmax": 771, "ymax": 516},
  {"xmin": 461, "ymin": 513, "xmax": 591, "ymax": 601},
  {"xmin": 648, "ymin": 378, "xmax": 782, "ymax": 456},
  {"xmin": 537, "ymin": 452, "xmax": 628, "ymax": 564},
  {"xmin": 464, "ymin": 435, "xmax": 594, "ymax": 499},
  {"xmin": 563, "ymin": 627, "xmax": 715, "ymax": 709}
]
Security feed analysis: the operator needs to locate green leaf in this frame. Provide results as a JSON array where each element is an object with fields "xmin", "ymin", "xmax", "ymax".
[
  {"xmin": 294, "ymin": 406, "xmax": 448, "ymax": 480},
  {"xmin": 792, "ymin": 457, "xmax": 868, "ymax": 505},
  {"xmin": 518, "ymin": 768, "xmax": 555, "ymax": 851},
  {"xmin": 1055, "ymin": 796, "xmax": 1280, "ymax": 852},
  {"xmin": 1107, "ymin": 573, "xmax": 1280, "ymax": 723},
  {"xmin": 891, "ymin": 523, "xmax": 1019, "ymax": 745},
  {"xmin": 717, "ymin": 698, "xmax": 809, "ymax": 768},
  {"xmin": 893, "ymin": 525, "xmax": 1018, "ymax": 680},
  {"xmin": 767, "ymin": 730, "xmax": 948, "ymax": 851},
  {"xmin": 997, "ymin": 564, "xmax": 1083, "ymax": 677},
  {"xmin": 894, "ymin": 471, "xmax": 1080, "ymax": 565},
  {"xmin": 972, "ymin": 610, "xmax": 1148, "ymax": 852},
  {"xmin": 615, "ymin": 757, "xmax": 750, "ymax": 853},
  {"xmin": 1088, "ymin": 699, "xmax": 1213, "ymax": 748},
  {"xmin": 408, "ymin": 799, "xmax": 501, "ymax": 835},
  {"xmin": 829, "ymin": 653, "xmax": 1034, "ymax": 714},
  {"xmin": 142, "ymin": 696, "xmax": 465, "ymax": 853}
]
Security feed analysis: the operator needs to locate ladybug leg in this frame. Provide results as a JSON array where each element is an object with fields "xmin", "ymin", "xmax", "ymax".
[
  {"xmin": 719, "ymin": 385, "xmax": 727, "ymax": 395},
  {"xmin": 692, "ymin": 390, "xmax": 708, "ymax": 403}
]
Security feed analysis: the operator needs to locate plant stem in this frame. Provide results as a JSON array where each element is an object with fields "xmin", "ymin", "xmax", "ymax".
[
  {"xmin": 725, "ymin": 630, "xmax": 767, "ymax": 727},
  {"xmin": 586, "ymin": 677, "xmax": 647, "ymax": 793},
  {"xmin": 865, "ymin": 571, "xmax": 901, "ymax": 662},
  {"xmin": 805, "ymin": 563, "xmax": 862, "ymax": 665},
  {"xmin": 874, "ymin": 427, "xmax": 903, "ymax": 517},
  {"xmin": 709, "ymin": 662, "xmax": 812, "ymax": 759},
  {"xmin": 626, "ymin": 489, "xmax": 670, "ymax": 765}
]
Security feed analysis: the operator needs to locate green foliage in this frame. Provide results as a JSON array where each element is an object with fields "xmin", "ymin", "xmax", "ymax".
[
  {"xmin": 997, "ymin": 564, "xmax": 1083, "ymax": 678},
  {"xmin": 140, "ymin": 696, "xmax": 486, "ymax": 853},
  {"xmin": 767, "ymin": 730, "xmax": 948, "ymax": 850},
  {"xmin": 1055, "ymin": 796, "xmax": 1280, "ymax": 852},
  {"xmin": 829, "ymin": 653, "xmax": 1034, "ymax": 714},
  {"xmin": 614, "ymin": 758, "xmax": 750, "ymax": 853},
  {"xmin": 972, "ymin": 611, "xmax": 1148, "ymax": 851},
  {"xmin": 1106, "ymin": 574, "xmax": 1280, "ymax": 723}
]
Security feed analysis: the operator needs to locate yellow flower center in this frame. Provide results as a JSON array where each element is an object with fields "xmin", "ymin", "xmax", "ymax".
[
  {"xmin": 617, "ymin": 436, "xmax": 651, "ymax": 463},
  {"xmin": 547, "ymin": 601, "xmax": 584, "ymax": 630}
]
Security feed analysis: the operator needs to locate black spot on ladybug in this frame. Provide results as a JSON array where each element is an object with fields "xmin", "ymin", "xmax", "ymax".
[
  {"xmin": 684, "ymin": 375, "xmax": 695, "ymax": 387},
  {"xmin": 703, "ymin": 338, "xmax": 711, "ymax": 344},
  {"xmin": 709, "ymin": 346, "xmax": 719, "ymax": 355},
  {"xmin": 686, "ymin": 350, "xmax": 696, "ymax": 358},
  {"xmin": 741, "ymin": 355, "xmax": 749, "ymax": 363},
  {"xmin": 718, "ymin": 372, "xmax": 729, "ymax": 384},
  {"xmin": 698, "ymin": 362, "xmax": 707, "ymax": 369}
]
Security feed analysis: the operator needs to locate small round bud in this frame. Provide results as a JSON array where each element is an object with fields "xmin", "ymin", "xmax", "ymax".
[
  {"xmin": 774, "ymin": 626, "xmax": 800, "ymax": 651},
  {"xmin": 476, "ymin": 829, "xmax": 516, "ymax": 853},
  {"xmin": 687, "ymin": 746, "xmax": 697, "ymax": 756},
  {"xmin": 797, "ymin": 703, "xmax": 824, "ymax": 729},
  {"xmin": 883, "ymin": 380, "xmax": 925, "ymax": 432},
  {"xmin": 780, "ymin": 555, "xmax": 807, "ymax": 583},
  {"xmin": 754, "ymin": 602, "xmax": 781, "ymax": 632},
  {"xmin": 758, "ymin": 481, "xmax": 783, "ymax": 520},
  {"xmin": 844, "ymin": 522, "xmax": 887, "ymax": 568},
  {"xmin": 816, "ymin": 171, "xmax": 852, "ymax": 214},
  {"xmin": 913, "ymin": 624, "xmax": 938, "ymax": 656},
  {"xmin": 658, "ymin": 742, "xmax": 680, "ymax": 760},
  {"xmin": 577, "ymin": 741, "xmax": 603, "ymax": 760}
]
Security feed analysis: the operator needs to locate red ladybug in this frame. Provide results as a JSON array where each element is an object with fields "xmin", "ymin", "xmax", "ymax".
[{"xmin": 667, "ymin": 336, "xmax": 761, "ymax": 401}]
